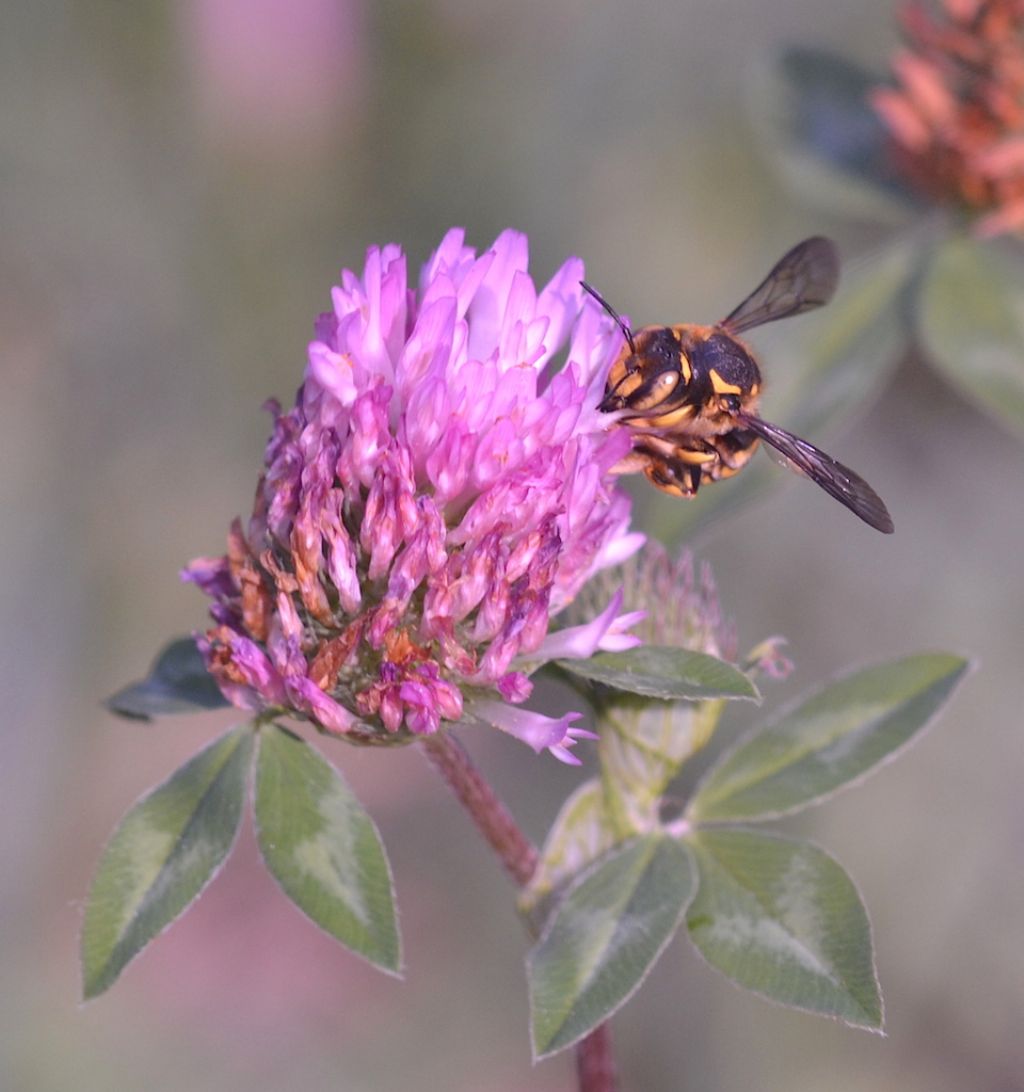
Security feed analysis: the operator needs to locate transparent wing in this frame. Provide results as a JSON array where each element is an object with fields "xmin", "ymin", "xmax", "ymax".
[
  {"xmin": 719, "ymin": 237, "xmax": 840, "ymax": 335},
  {"xmin": 738, "ymin": 413, "xmax": 894, "ymax": 533}
]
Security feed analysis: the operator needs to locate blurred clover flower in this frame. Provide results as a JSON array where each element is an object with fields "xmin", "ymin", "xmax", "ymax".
[
  {"xmin": 872, "ymin": 0, "xmax": 1024, "ymax": 237},
  {"xmin": 752, "ymin": 1, "xmax": 1024, "ymax": 451},
  {"xmin": 568, "ymin": 544, "xmax": 737, "ymax": 669},
  {"xmin": 181, "ymin": 0, "xmax": 366, "ymax": 156},
  {"xmin": 184, "ymin": 229, "xmax": 645, "ymax": 763}
]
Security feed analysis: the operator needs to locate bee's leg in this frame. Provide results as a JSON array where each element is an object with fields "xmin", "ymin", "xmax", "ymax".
[
  {"xmin": 637, "ymin": 439, "xmax": 717, "ymax": 499},
  {"xmin": 643, "ymin": 460, "xmax": 696, "ymax": 498},
  {"xmin": 687, "ymin": 462, "xmax": 702, "ymax": 494},
  {"xmin": 703, "ymin": 430, "xmax": 760, "ymax": 483}
]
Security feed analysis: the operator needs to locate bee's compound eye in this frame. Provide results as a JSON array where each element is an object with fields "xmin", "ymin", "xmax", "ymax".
[{"xmin": 722, "ymin": 394, "xmax": 741, "ymax": 412}]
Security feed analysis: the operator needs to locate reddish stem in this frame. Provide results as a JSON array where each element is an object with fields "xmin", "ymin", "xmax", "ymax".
[
  {"xmin": 576, "ymin": 1023, "xmax": 619, "ymax": 1092},
  {"xmin": 422, "ymin": 730, "xmax": 619, "ymax": 1092}
]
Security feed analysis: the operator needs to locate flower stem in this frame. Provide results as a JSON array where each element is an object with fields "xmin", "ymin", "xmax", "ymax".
[
  {"xmin": 421, "ymin": 730, "xmax": 619, "ymax": 1092},
  {"xmin": 576, "ymin": 1024, "xmax": 618, "ymax": 1092}
]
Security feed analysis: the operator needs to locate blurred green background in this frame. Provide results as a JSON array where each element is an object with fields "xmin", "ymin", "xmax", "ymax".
[{"xmin": 4, "ymin": 1, "xmax": 1022, "ymax": 1089}]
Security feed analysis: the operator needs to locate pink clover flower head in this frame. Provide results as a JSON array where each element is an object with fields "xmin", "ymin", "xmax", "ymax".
[{"xmin": 184, "ymin": 228, "xmax": 643, "ymax": 762}]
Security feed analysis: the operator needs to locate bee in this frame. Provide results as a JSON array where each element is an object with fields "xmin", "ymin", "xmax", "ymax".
[{"xmin": 583, "ymin": 237, "xmax": 894, "ymax": 533}]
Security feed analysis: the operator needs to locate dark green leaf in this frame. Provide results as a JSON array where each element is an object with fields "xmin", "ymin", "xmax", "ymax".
[
  {"xmin": 254, "ymin": 724, "xmax": 401, "ymax": 975},
  {"xmin": 81, "ymin": 725, "xmax": 253, "ymax": 999},
  {"xmin": 529, "ymin": 836, "xmax": 695, "ymax": 1059},
  {"xmin": 106, "ymin": 637, "xmax": 228, "ymax": 719},
  {"xmin": 557, "ymin": 647, "xmax": 758, "ymax": 702},
  {"xmin": 919, "ymin": 236, "xmax": 1024, "ymax": 440},
  {"xmin": 749, "ymin": 46, "xmax": 917, "ymax": 222},
  {"xmin": 686, "ymin": 828, "xmax": 882, "ymax": 1030},
  {"xmin": 688, "ymin": 653, "xmax": 969, "ymax": 822}
]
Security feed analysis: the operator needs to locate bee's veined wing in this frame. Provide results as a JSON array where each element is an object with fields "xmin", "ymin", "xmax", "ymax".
[
  {"xmin": 738, "ymin": 412, "xmax": 894, "ymax": 533},
  {"xmin": 719, "ymin": 237, "xmax": 840, "ymax": 335}
]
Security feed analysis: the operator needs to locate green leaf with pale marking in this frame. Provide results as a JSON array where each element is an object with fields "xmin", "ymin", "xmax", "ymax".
[
  {"xmin": 106, "ymin": 637, "xmax": 228, "ymax": 719},
  {"xmin": 529, "ymin": 835, "xmax": 695, "ymax": 1059},
  {"xmin": 688, "ymin": 653, "xmax": 969, "ymax": 823},
  {"xmin": 254, "ymin": 724, "xmax": 400, "ymax": 974},
  {"xmin": 81, "ymin": 725, "xmax": 252, "ymax": 999},
  {"xmin": 919, "ymin": 236, "xmax": 1024, "ymax": 440},
  {"xmin": 557, "ymin": 647, "xmax": 758, "ymax": 702},
  {"xmin": 685, "ymin": 828, "xmax": 881, "ymax": 1030}
]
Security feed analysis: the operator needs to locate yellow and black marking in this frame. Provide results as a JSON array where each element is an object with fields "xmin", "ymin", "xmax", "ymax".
[{"xmin": 583, "ymin": 237, "xmax": 894, "ymax": 533}]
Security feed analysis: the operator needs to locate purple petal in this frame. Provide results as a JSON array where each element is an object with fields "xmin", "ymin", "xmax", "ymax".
[
  {"xmin": 497, "ymin": 671, "xmax": 532, "ymax": 703},
  {"xmin": 533, "ymin": 589, "xmax": 641, "ymax": 662},
  {"xmin": 180, "ymin": 555, "xmax": 235, "ymax": 598},
  {"xmin": 534, "ymin": 256, "xmax": 585, "ymax": 372},
  {"xmin": 470, "ymin": 699, "xmax": 591, "ymax": 761},
  {"xmin": 397, "ymin": 294, "xmax": 457, "ymax": 402},
  {"xmin": 466, "ymin": 229, "xmax": 529, "ymax": 362},
  {"xmin": 308, "ymin": 341, "xmax": 359, "ymax": 406},
  {"xmin": 547, "ymin": 724, "xmax": 601, "ymax": 766},
  {"xmin": 288, "ymin": 675, "xmax": 358, "ymax": 734},
  {"xmin": 225, "ymin": 633, "xmax": 288, "ymax": 706}
]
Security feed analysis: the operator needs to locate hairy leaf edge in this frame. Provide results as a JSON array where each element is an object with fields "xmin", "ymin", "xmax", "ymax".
[
  {"xmin": 682, "ymin": 827, "xmax": 884, "ymax": 1033},
  {"xmin": 528, "ymin": 836, "xmax": 696, "ymax": 1060},
  {"xmin": 686, "ymin": 653, "xmax": 973, "ymax": 824},
  {"xmin": 252, "ymin": 723, "xmax": 404, "ymax": 978}
]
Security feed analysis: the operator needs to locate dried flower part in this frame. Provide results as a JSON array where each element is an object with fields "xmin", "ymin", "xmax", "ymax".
[
  {"xmin": 872, "ymin": 0, "xmax": 1024, "ymax": 235},
  {"xmin": 184, "ymin": 230, "xmax": 645, "ymax": 762}
]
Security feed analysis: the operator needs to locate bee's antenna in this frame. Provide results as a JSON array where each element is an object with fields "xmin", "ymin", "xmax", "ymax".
[{"xmin": 580, "ymin": 280, "xmax": 637, "ymax": 354}]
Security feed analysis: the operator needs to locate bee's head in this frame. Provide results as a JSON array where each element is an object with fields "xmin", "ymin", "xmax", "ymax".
[{"xmin": 600, "ymin": 327, "xmax": 693, "ymax": 415}]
